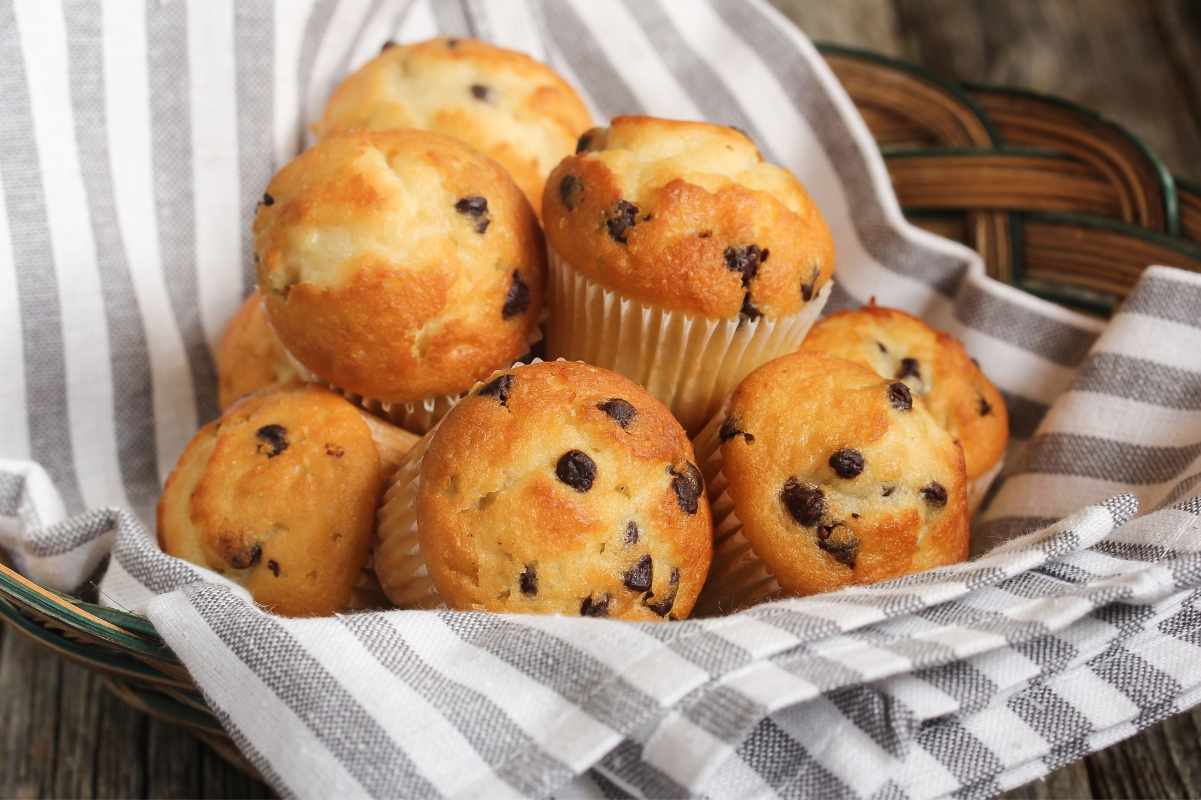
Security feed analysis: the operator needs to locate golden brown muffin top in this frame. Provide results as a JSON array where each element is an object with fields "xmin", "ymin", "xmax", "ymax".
[
  {"xmin": 316, "ymin": 37, "xmax": 592, "ymax": 216},
  {"xmin": 801, "ymin": 305, "xmax": 1008, "ymax": 482},
  {"xmin": 254, "ymin": 130, "xmax": 545, "ymax": 404},
  {"xmin": 157, "ymin": 385, "xmax": 385, "ymax": 617},
  {"xmin": 718, "ymin": 352, "xmax": 969, "ymax": 597},
  {"xmin": 216, "ymin": 291, "xmax": 298, "ymax": 410},
  {"xmin": 542, "ymin": 116, "xmax": 835, "ymax": 320},
  {"xmin": 415, "ymin": 360, "xmax": 712, "ymax": 620}
]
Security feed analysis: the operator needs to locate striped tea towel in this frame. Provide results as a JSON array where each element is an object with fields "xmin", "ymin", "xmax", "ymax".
[{"xmin": 1, "ymin": 1, "xmax": 1200, "ymax": 797}]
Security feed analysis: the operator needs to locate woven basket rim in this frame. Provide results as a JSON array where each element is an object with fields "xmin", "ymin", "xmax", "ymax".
[
  {"xmin": 815, "ymin": 42, "xmax": 1001, "ymax": 146},
  {"xmin": 963, "ymin": 80, "xmax": 1180, "ymax": 235}
]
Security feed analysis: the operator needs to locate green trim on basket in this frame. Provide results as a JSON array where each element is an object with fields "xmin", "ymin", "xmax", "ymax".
[
  {"xmin": 0, "ymin": 593, "xmax": 177, "ymax": 678},
  {"xmin": 962, "ymin": 82, "xmax": 1180, "ymax": 237},
  {"xmin": 814, "ymin": 43, "xmax": 1001, "ymax": 146},
  {"xmin": 1011, "ymin": 210, "xmax": 1201, "ymax": 315},
  {"xmin": 0, "ymin": 566, "xmax": 174, "ymax": 661}
]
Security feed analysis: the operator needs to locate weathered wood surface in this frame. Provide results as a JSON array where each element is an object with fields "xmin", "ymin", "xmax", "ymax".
[{"xmin": 3, "ymin": 2, "xmax": 1200, "ymax": 798}]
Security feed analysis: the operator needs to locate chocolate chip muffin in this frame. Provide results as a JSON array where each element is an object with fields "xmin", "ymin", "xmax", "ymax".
[
  {"xmin": 375, "ymin": 360, "xmax": 712, "ymax": 620},
  {"xmin": 541, "ymin": 116, "xmax": 836, "ymax": 433},
  {"xmin": 692, "ymin": 352, "xmax": 969, "ymax": 614},
  {"xmin": 316, "ymin": 37, "xmax": 592, "ymax": 216},
  {"xmin": 254, "ymin": 129, "xmax": 545, "ymax": 432},
  {"xmin": 216, "ymin": 291, "xmax": 298, "ymax": 410},
  {"xmin": 158, "ymin": 385, "xmax": 417, "ymax": 616},
  {"xmin": 801, "ymin": 305, "xmax": 1008, "ymax": 510}
]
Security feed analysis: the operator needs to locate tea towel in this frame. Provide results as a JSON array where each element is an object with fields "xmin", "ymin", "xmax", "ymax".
[{"xmin": 2, "ymin": 1, "xmax": 1200, "ymax": 797}]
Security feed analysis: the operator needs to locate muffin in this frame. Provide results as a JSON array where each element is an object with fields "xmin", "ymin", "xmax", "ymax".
[
  {"xmin": 542, "ymin": 116, "xmax": 836, "ymax": 433},
  {"xmin": 693, "ymin": 352, "xmax": 969, "ymax": 614},
  {"xmin": 254, "ymin": 129, "xmax": 545, "ymax": 433},
  {"xmin": 375, "ymin": 360, "xmax": 713, "ymax": 620},
  {"xmin": 216, "ymin": 291, "xmax": 298, "ymax": 410},
  {"xmin": 157, "ymin": 384, "xmax": 418, "ymax": 616},
  {"xmin": 801, "ymin": 305, "xmax": 1008, "ymax": 510},
  {"xmin": 316, "ymin": 36, "xmax": 592, "ymax": 216}
]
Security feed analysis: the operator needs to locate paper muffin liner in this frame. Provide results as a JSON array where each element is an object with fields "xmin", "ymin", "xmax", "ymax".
[
  {"xmin": 373, "ymin": 427, "xmax": 445, "ymax": 609},
  {"xmin": 690, "ymin": 407, "xmax": 783, "ymax": 616},
  {"xmin": 545, "ymin": 245, "xmax": 832, "ymax": 434},
  {"xmin": 373, "ymin": 359, "xmax": 545, "ymax": 610}
]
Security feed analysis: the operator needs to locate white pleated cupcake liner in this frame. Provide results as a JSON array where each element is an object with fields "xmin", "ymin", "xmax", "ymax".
[
  {"xmin": 544, "ymin": 245, "xmax": 832, "ymax": 434},
  {"xmin": 690, "ymin": 407, "xmax": 783, "ymax": 616}
]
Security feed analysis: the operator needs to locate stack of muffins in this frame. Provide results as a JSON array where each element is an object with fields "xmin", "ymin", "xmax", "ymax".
[{"xmin": 158, "ymin": 37, "xmax": 1008, "ymax": 619}]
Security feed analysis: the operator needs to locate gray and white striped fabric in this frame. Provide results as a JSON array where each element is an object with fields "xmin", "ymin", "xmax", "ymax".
[{"xmin": 1, "ymin": 1, "xmax": 1199, "ymax": 797}]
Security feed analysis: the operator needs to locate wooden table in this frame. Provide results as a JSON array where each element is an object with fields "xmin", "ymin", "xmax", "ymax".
[{"xmin": 3, "ymin": 2, "xmax": 1200, "ymax": 797}]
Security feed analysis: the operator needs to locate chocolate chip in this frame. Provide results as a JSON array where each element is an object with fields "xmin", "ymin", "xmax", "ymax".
[
  {"xmin": 887, "ymin": 382, "xmax": 913, "ymax": 411},
  {"xmin": 698, "ymin": 230, "xmax": 712, "ymax": 239},
  {"xmin": 261, "ymin": 192, "xmax": 274, "ymax": 207},
  {"xmin": 740, "ymin": 293, "xmax": 761, "ymax": 321},
  {"xmin": 580, "ymin": 593, "xmax": 611, "ymax": 617},
  {"xmin": 971, "ymin": 357, "xmax": 981, "ymax": 369},
  {"xmin": 559, "ymin": 174, "xmax": 583, "ymax": 210},
  {"xmin": 801, "ymin": 266, "xmax": 820, "ymax": 301},
  {"xmin": 454, "ymin": 195, "xmax": 490, "ymax": 233},
  {"xmin": 556, "ymin": 450, "xmax": 597, "ymax": 492},
  {"xmin": 644, "ymin": 567, "xmax": 679, "ymax": 617},
  {"xmin": 781, "ymin": 478, "xmax": 824, "ymax": 527},
  {"xmin": 876, "ymin": 340, "xmax": 888, "ymax": 354},
  {"xmin": 606, "ymin": 199, "xmax": 639, "ymax": 244},
  {"xmin": 668, "ymin": 463, "xmax": 703, "ymax": 515},
  {"xmin": 325, "ymin": 443, "xmax": 345, "ymax": 458},
  {"xmin": 229, "ymin": 542, "xmax": 262, "ymax": 570},
  {"xmin": 921, "ymin": 482, "xmax": 948, "ymax": 507},
  {"xmin": 829, "ymin": 448, "xmax": 865, "ymax": 479},
  {"xmin": 576, "ymin": 132, "xmax": 593, "ymax": 153},
  {"xmin": 502, "ymin": 271, "xmax": 530, "ymax": 319},
  {"xmin": 255, "ymin": 424, "xmax": 289, "ymax": 458},
  {"xmin": 978, "ymin": 395, "xmax": 993, "ymax": 416},
  {"xmin": 897, "ymin": 358, "xmax": 921, "ymax": 382},
  {"xmin": 597, "ymin": 398, "xmax": 637, "ymax": 429},
  {"xmin": 520, "ymin": 564, "xmax": 538, "ymax": 596},
  {"xmin": 478, "ymin": 373, "xmax": 514, "ymax": 406},
  {"xmin": 267, "ymin": 559, "xmax": 280, "ymax": 577},
  {"xmin": 818, "ymin": 529, "xmax": 859, "ymax": 568},
  {"xmin": 470, "ymin": 83, "xmax": 490, "ymax": 101},
  {"xmin": 719, "ymin": 416, "xmax": 755, "ymax": 444},
  {"xmin": 381, "ymin": 40, "xmax": 397, "ymax": 52},
  {"xmin": 724, "ymin": 245, "xmax": 767, "ymax": 287},
  {"xmin": 446, "ymin": 38, "xmax": 459, "ymax": 49},
  {"xmin": 624, "ymin": 521, "xmax": 639, "ymax": 545},
  {"xmin": 623, "ymin": 555, "xmax": 653, "ymax": 592},
  {"xmin": 882, "ymin": 485, "xmax": 895, "ymax": 497}
]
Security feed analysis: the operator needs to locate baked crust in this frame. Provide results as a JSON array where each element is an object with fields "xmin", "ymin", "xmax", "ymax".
[
  {"xmin": 543, "ymin": 116, "xmax": 835, "ymax": 319},
  {"xmin": 414, "ymin": 361, "xmax": 712, "ymax": 620}
]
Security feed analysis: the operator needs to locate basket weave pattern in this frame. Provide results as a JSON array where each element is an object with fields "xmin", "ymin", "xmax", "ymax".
[{"xmin": 2, "ymin": 45, "xmax": 1200, "ymax": 777}]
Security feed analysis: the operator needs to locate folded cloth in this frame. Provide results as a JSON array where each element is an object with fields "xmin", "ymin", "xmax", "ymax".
[{"xmin": 1, "ymin": 1, "xmax": 1200, "ymax": 798}]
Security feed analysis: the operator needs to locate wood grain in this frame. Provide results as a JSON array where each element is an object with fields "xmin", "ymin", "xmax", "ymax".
[{"xmin": 3, "ymin": 3, "xmax": 1201, "ymax": 798}]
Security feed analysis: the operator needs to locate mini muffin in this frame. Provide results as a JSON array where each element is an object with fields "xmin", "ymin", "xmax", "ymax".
[
  {"xmin": 157, "ymin": 385, "xmax": 418, "ymax": 616},
  {"xmin": 801, "ymin": 305, "xmax": 1008, "ymax": 510},
  {"xmin": 316, "ymin": 36, "xmax": 592, "ymax": 216},
  {"xmin": 254, "ymin": 129, "xmax": 545, "ymax": 432},
  {"xmin": 542, "ymin": 116, "xmax": 836, "ymax": 433},
  {"xmin": 375, "ymin": 360, "xmax": 712, "ymax": 620},
  {"xmin": 693, "ymin": 352, "xmax": 969, "ymax": 614},
  {"xmin": 216, "ymin": 291, "xmax": 297, "ymax": 410}
]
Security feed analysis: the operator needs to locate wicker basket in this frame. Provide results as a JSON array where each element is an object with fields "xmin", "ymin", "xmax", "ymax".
[{"xmin": 2, "ymin": 44, "xmax": 1200, "ymax": 778}]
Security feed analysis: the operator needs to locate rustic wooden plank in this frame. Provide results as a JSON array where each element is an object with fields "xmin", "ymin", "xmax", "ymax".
[
  {"xmin": 0, "ymin": 624, "xmax": 63, "ymax": 799},
  {"xmin": 767, "ymin": 0, "xmax": 906, "ymax": 57},
  {"xmin": 891, "ymin": 0, "xmax": 1201, "ymax": 182}
]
